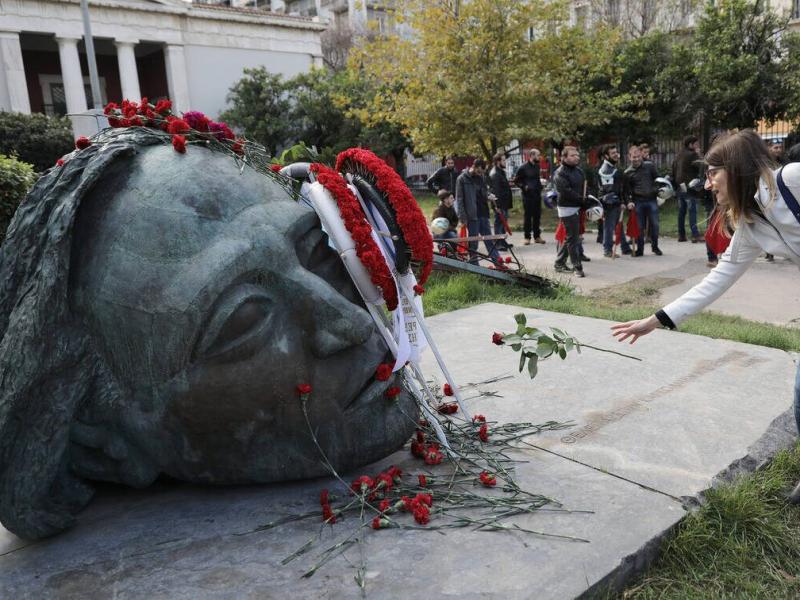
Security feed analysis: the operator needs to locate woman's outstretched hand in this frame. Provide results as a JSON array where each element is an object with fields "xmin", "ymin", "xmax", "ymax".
[{"xmin": 610, "ymin": 314, "xmax": 661, "ymax": 344}]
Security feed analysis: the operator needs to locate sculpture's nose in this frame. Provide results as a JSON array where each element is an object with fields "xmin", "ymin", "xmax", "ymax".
[{"xmin": 292, "ymin": 269, "xmax": 375, "ymax": 358}]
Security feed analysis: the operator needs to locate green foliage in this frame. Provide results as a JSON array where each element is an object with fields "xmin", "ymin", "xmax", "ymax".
[
  {"xmin": 0, "ymin": 112, "xmax": 73, "ymax": 172},
  {"xmin": 498, "ymin": 313, "xmax": 582, "ymax": 379},
  {"xmin": 692, "ymin": 0, "xmax": 797, "ymax": 129},
  {"xmin": 219, "ymin": 68, "xmax": 293, "ymax": 155},
  {"xmin": 352, "ymin": 0, "xmax": 626, "ymax": 158},
  {"xmin": 0, "ymin": 154, "xmax": 35, "ymax": 243}
]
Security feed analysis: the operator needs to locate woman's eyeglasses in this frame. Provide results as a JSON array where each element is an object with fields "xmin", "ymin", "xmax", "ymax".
[{"xmin": 705, "ymin": 166, "xmax": 723, "ymax": 181}]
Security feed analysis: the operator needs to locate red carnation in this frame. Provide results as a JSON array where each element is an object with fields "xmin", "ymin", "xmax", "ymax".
[
  {"xmin": 410, "ymin": 440, "xmax": 425, "ymax": 458},
  {"xmin": 371, "ymin": 516, "xmax": 384, "ymax": 529},
  {"xmin": 103, "ymin": 102, "xmax": 118, "ymax": 115},
  {"xmin": 386, "ymin": 465, "xmax": 402, "ymax": 483},
  {"xmin": 55, "ymin": 159, "xmax": 65, "ymax": 167},
  {"xmin": 167, "ymin": 118, "xmax": 190, "ymax": 135},
  {"xmin": 436, "ymin": 402, "xmax": 458, "ymax": 415},
  {"xmin": 418, "ymin": 474, "xmax": 427, "ymax": 487},
  {"xmin": 270, "ymin": 164, "xmax": 282, "ymax": 173},
  {"xmin": 414, "ymin": 493, "xmax": 433, "ymax": 507},
  {"xmin": 232, "ymin": 139, "xmax": 244, "ymax": 156},
  {"xmin": 413, "ymin": 284, "xmax": 425, "ymax": 295},
  {"xmin": 375, "ymin": 472, "xmax": 394, "ymax": 492},
  {"xmin": 351, "ymin": 475, "xmax": 374, "ymax": 493},
  {"xmin": 155, "ymin": 99, "xmax": 172, "ymax": 115},
  {"xmin": 375, "ymin": 363, "xmax": 393, "ymax": 381},
  {"xmin": 320, "ymin": 489, "xmax": 329, "ymax": 506},
  {"xmin": 385, "ymin": 386, "xmax": 401, "ymax": 399},
  {"xmin": 75, "ymin": 136, "xmax": 91, "ymax": 150},
  {"xmin": 412, "ymin": 504, "xmax": 430, "ymax": 525},
  {"xmin": 479, "ymin": 471, "xmax": 497, "ymax": 487},
  {"xmin": 416, "ymin": 430, "xmax": 425, "ymax": 444},
  {"xmin": 472, "ymin": 414, "xmax": 486, "ymax": 423},
  {"xmin": 424, "ymin": 446, "xmax": 443, "ymax": 465},
  {"xmin": 379, "ymin": 499, "xmax": 391, "ymax": 513},
  {"xmin": 479, "ymin": 423, "xmax": 489, "ymax": 442},
  {"xmin": 443, "ymin": 383, "xmax": 454, "ymax": 397},
  {"xmin": 492, "ymin": 332, "xmax": 504, "ymax": 345},
  {"xmin": 322, "ymin": 503, "xmax": 336, "ymax": 524},
  {"xmin": 439, "ymin": 247, "xmax": 448, "ymax": 256},
  {"xmin": 172, "ymin": 134, "xmax": 187, "ymax": 154},
  {"xmin": 296, "ymin": 383, "xmax": 312, "ymax": 396},
  {"xmin": 505, "ymin": 256, "xmax": 512, "ymax": 264}
]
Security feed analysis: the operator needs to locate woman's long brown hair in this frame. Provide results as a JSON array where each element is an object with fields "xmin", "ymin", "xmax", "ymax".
[{"xmin": 704, "ymin": 129, "xmax": 777, "ymax": 229}]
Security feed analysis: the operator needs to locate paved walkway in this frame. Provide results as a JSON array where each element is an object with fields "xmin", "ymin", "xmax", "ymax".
[{"xmin": 509, "ymin": 233, "xmax": 800, "ymax": 327}]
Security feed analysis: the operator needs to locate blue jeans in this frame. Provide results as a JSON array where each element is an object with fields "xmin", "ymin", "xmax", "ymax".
[
  {"xmin": 635, "ymin": 200, "xmax": 660, "ymax": 250},
  {"xmin": 794, "ymin": 361, "xmax": 800, "ymax": 434},
  {"xmin": 677, "ymin": 192, "xmax": 700, "ymax": 238},
  {"xmin": 468, "ymin": 217, "xmax": 500, "ymax": 264},
  {"xmin": 602, "ymin": 204, "xmax": 631, "ymax": 254}
]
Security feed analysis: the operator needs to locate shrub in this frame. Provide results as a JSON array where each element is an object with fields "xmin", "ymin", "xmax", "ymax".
[
  {"xmin": 0, "ymin": 112, "xmax": 73, "ymax": 172},
  {"xmin": 0, "ymin": 154, "xmax": 36, "ymax": 243}
]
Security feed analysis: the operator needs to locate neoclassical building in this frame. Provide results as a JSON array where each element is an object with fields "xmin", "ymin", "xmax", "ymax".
[{"xmin": 0, "ymin": 0, "xmax": 324, "ymax": 134}]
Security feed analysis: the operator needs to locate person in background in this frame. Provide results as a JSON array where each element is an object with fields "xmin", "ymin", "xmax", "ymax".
[
  {"xmin": 455, "ymin": 158, "xmax": 502, "ymax": 266},
  {"xmin": 673, "ymin": 135, "xmax": 704, "ymax": 243},
  {"xmin": 488, "ymin": 152, "xmax": 513, "ymax": 250},
  {"xmin": 553, "ymin": 146, "xmax": 587, "ymax": 277},
  {"xmin": 513, "ymin": 148, "xmax": 545, "ymax": 245},
  {"xmin": 432, "ymin": 189, "xmax": 459, "ymax": 242},
  {"xmin": 426, "ymin": 155, "xmax": 459, "ymax": 195},
  {"xmin": 623, "ymin": 145, "xmax": 663, "ymax": 256},
  {"xmin": 596, "ymin": 144, "xmax": 633, "ymax": 258}
]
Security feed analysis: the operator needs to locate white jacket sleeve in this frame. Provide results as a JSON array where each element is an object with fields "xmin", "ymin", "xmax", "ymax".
[{"xmin": 660, "ymin": 227, "xmax": 761, "ymax": 326}]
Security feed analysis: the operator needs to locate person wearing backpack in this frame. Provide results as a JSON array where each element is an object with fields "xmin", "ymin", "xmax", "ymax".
[{"xmin": 610, "ymin": 129, "xmax": 800, "ymax": 501}]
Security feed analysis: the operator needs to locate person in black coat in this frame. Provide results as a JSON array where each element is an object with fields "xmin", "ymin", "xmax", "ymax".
[
  {"xmin": 513, "ymin": 148, "xmax": 545, "ymax": 244},
  {"xmin": 426, "ymin": 156, "xmax": 459, "ymax": 194},
  {"xmin": 488, "ymin": 152, "xmax": 513, "ymax": 250}
]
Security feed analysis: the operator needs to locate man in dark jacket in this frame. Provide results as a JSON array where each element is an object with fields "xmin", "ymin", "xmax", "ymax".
[
  {"xmin": 672, "ymin": 135, "xmax": 703, "ymax": 243},
  {"xmin": 488, "ymin": 152, "xmax": 513, "ymax": 250},
  {"xmin": 596, "ymin": 144, "xmax": 633, "ymax": 258},
  {"xmin": 553, "ymin": 146, "xmax": 586, "ymax": 277},
  {"xmin": 455, "ymin": 158, "xmax": 501, "ymax": 265},
  {"xmin": 623, "ymin": 145, "xmax": 662, "ymax": 256},
  {"xmin": 513, "ymin": 148, "xmax": 545, "ymax": 244},
  {"xmin": 426, "ymin": 155, "xmax": 459, "ymax": 194}
]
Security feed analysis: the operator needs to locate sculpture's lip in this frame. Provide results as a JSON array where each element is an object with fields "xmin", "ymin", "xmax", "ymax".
[{"xmin": 344, "ymin": 358, "xmax": 401, "ymax": 413}]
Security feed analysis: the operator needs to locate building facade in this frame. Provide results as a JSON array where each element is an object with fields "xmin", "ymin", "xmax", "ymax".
[{"xmin": 0, "ymin": 0, "xmax": 324, "ymax": 134}]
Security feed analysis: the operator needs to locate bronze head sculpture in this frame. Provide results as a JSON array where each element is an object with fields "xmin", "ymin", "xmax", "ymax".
[{"xmin": 0, "ymin": 128, "xmax": 417, "ymax": 539}]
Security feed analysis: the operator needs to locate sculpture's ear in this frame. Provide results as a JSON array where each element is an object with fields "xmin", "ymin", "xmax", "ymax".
[{"xmin": 0, "ymin": 140, "xmax": 137, "ymax": 539}]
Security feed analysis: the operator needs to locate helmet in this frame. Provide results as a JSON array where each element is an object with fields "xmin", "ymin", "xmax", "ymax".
[
  {"xmin": 585, "ymin": 195, "xmax": 604, "ymax": 222},
  {"xmin": 655, "ymin": 177, "xmax": 674, "ymax": 206},
  {"xmin": 544, "ymin": 189, "xmax": 558, "ymax": 209},
  {"xmin": 688, "ymin": 178, "xmax": 704, "ymax": 193},
  {"xmin": 431, "ymin": 217, "xmax": 451, "ymax": 236}
]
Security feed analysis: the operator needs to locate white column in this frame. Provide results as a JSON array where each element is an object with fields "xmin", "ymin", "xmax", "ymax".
[
  {"xmin": 164, "ymin": 44, "xmax": 190, "ymax": 113},
  {"xmin": 56, "ymin": 36, "xmax": 87, "ymax": 116},
  {"xmin": 114, "ymin": 40, "xmax": 141, "ymax": 102},
  {"xmin": 0, "ymin": 30, "xmax": 31, "ymax": 113}
]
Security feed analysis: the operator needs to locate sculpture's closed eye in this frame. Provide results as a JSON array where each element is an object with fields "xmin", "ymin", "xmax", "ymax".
[{"xmin": 197, "ymin": 284, "xmax": 273, "ymax": 363}]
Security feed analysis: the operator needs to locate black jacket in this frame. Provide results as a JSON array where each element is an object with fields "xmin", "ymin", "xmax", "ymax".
[
  {"xmin": 488, "ymin": 165, "xmax": 513, "ymax": 209},
  {"xmin": 513, "ymin": 160, "xmax": 542, "ymax": 198},
  {"xmin": 623, "ymin": 162, "xmax": 659, "ymax": 203},
  {"xmin": 426, "ymin": 166, "xmax": 459, "ymax": 194},
  {"xmin": 596, "ymin": 159, "xmax": 623, "ymax": 205},
  {"xmin": 554, "ymin": 163, "xmax": 585, "ymax": 208},
  {"xmin": 455, "ymin": 169, "xmax": 490, "ymax": 222},
  {"xmin": 672, "ymin": 148, "xmax": 702, "ymax": 186}
]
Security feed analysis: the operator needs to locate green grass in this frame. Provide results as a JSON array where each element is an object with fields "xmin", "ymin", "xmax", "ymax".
[
  {"xmin": 620, "ymin": 446, "xmax": 800, "ymax": 599},
  {"xmin": 421, "ymin": 272, "xmax": 800, "ymax": 352}
]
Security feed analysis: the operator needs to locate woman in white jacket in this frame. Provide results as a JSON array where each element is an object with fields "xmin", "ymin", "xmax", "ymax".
[{"xmin": 611, "ymin": 130, "xmax": 800, "ymax": 496}]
